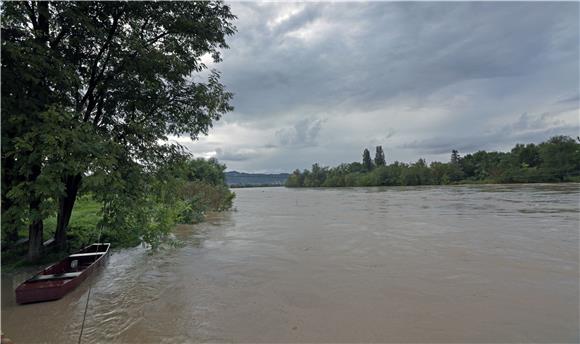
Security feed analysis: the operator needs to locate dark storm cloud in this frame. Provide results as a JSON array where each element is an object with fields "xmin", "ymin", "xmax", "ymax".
[
  {"xmin": 219, "ymin": 2, "xmax": 578, "ymax": 120},
  {"xmin": 185, "ymin": 2, "xmax": 579, "ymax": 172}
]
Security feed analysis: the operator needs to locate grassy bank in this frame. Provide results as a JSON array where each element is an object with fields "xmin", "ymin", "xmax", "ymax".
[
  {"xmin": 2, "ymin": 157, "xmax": 236, "ymax": 268},
  {"xmin": 43, "ymin": 196, "xmax": 102, "ymax": 242},
  {"xmin": 2, "ymin": 183, "xmax": 235, "ymax": 270},
  {"xmin": 2, "ymin": 197, "xmax": 102, "ymax": 271}
]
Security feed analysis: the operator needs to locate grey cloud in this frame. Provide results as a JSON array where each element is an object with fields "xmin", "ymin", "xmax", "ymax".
[
  {"xmin": 270, "ymin": 6, "xmax": 322, "ymax": 37},
  {"xmin": 399, "ymin": 112, "xmax": 579, "ymax": 155},
  {"xmin": 557, "ymin": 94, "xmax": 580, "ymax": 104},
  {"xmin": 511, "ymin": 112, "xmax": 565, "ymax": 131},
  {"xmin": 215, "ymin": 148, "xmax": 258, "ymax": 162},
  {"xmin": 184, "ymin": 2, "xmax": 579, "ymax": 172},
  {"xmin": 370, "ymin": 129, "xmax": 397, "ymax": 146},
  {"xmin": 221, "ymin": 2, "xmax": 579, "ymax": 122},
  {"xmin": 276, "ymin": 118, "xmax": 323, "ymax": 147},
  {"xmin": 399, "ymin": 138, "xmax": 482, "ymax": 155}
]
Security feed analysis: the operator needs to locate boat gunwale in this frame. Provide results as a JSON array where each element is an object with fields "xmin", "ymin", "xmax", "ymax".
[{"xmin": 21, "ymin": 243, "xmax": 111, "ymax": 284}]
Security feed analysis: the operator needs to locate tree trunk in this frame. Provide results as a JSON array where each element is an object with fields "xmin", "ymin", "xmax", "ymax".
[
  {"xmin": 27, "ymin": 163, "xmax": 44, "ymax": 262},
  {"xmin": 54, "ymin": 174, "xmax": 82, "ymax": 249},
  {"xmin": 27, "ymin": 211, "xmax": 44, "ymax": 262},
  {"xmin": 26, "ymin": 2, "xmax": 50, "ymax": 262}
]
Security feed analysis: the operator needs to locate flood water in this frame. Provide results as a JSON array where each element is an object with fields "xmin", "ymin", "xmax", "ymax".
[{"xmin": 2, "ymin": 184, "xmax": 579, "ymax": 343}]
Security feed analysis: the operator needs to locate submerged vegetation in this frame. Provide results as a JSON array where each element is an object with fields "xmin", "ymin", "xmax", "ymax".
[{"xmin": 286, "ymin": 136, "xmax": 580, "ymax": 187}]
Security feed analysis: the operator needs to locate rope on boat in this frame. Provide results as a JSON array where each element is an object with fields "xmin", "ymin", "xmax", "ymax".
[{"xmin": 77, "ymin": 221, "xmax": 105, "ymax": 344}]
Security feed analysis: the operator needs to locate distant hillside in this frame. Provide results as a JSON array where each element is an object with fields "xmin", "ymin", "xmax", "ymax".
[{"xmin": 225, "ymin": 171, "xmax": 290, "ymax": 187}]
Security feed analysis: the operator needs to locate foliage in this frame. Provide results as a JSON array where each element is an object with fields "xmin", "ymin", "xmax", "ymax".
[
  {"xmin": 92, "ymin": 156, "xmax": 235, "ymax": 249},
  {"xmin": 374, "ymin": 146, "xmax": 386, "ymax": 167},
  {"xmin": 2, "ymin": 156, "xmax": 235, "ymax": 266},
  {"xmin": 284, "ymin": 169, "xmax": 304, "ymax": 187},
  {"xmin": 286, "ymin": 136, "xmax": 580, "ymax": 187},
  {"xmin": 177, "ymin": 181, "xmax": 235, "ymax": 222},
  {"xmin": 1, "ymin": 1, "xmax": 236, "ymax": 260},
  {"xmin": 362, "ymin": 148, "xmax": 373, "ymax": 172}
]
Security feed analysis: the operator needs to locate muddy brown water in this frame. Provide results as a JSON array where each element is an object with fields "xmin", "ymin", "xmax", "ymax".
[{"xmin": 2, "ymin": 184, "xmax": 579, "ymax": 343}]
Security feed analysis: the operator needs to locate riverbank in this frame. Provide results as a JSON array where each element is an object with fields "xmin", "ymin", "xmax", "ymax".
[
  {"xmin": 2, "ymin": 157, "xmax": 236, "ymax": 268},
  {"xmin": 1, "ymin": 184, "xmax": 235, "ymax": 271},
  {"xmin": 1, "ymin": 197, "xmax": 101, "ymax": 272}
]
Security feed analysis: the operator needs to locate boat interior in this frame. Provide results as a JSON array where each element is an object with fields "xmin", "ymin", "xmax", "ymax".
[{"xmin": 28, "ymin": 243, "xmax": 110, "ymax": 282}]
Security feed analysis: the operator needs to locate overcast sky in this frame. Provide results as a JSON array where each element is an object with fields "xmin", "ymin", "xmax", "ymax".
[{"xmin": 175, "ymin": 2, "xmax": 579, "ymax": 173}]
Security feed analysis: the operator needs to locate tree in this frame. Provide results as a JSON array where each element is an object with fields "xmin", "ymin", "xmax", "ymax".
[
  {"xmin": 374, "ymin": 146, "xmax": 386, "ymax": 166},
  {"xmin": 1, "ymin": 1, "xmax": 236, "ymax": 260},
  {"xmin": 362, "ymin": 148, "xmax": 373, "ymax": 171},
  {"xmin": 285, "ymin": 169, "xmax": 304, "ymax": 187},
  {"xmin": 512, "ymin": 143, "xmax": 542, "ymax": 168},
  {"xmin": 459, "ymin": 153, "xmax": 477, "ymax": 179},
  {"xmin": 539, "ymin": 136, "xmax": 580, "ymax": 180},
  {"xmin": 304, "ymin": 163, "xmax": 328, "ymax": 187},
  {"xmin": 2, "ymin": 1, "xmax": 66, "ymax": 259},
  {"xmin": 348, "ymin": 162, "xmax": 364, "ymax": 173},
  {"xmin": 283, "ymin": 136, "xmax": 580, "ymax": 188},
  {"xmin": 451, "ymin": 150, "xmax": 461, "ymax": 165},
  {"xmin": 182, "ymin": 158, "xmax": 227, "ymax": 186}
]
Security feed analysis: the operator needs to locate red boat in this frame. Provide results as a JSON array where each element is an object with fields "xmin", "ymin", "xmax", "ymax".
[{"xmin": 15, "ymin": 243, "xmax": 110, "ymax": 304}]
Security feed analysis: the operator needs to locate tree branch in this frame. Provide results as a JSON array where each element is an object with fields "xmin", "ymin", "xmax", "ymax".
[
  {"xmin": 93, "ymin": 95, "xmax": 105, "ymax": 127},
  {"xmin": 23, "ymin": 1, "xmax": 38, "ymax": 31},
  {"xmin": 146, "ymin": 30, "xmax": 170, "ymax": 46},
  {"xmin": 79, "ymin": 10, "xmax": 122, "ymax": 119},
  {"xmin": 50, "ymin": 27, "xmax": 68, "ymax": 50}
]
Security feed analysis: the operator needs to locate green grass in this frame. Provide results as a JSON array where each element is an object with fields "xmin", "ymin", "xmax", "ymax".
[
  {"xmin": 43, "ymin": 196, "xmax": 102, "ymax": 240},
  {"xmin": 3, "ymin": 196, "xmax": 102, "ymax": 271},
  {"xmin": 13, "ymin": 196, "xmax": 102, "ymax": 241}
]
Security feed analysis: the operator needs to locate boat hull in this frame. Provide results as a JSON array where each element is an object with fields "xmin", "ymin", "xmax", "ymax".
[{"xmin": 15, "ymin": 243, "xmax": 110, "ymax": 304}]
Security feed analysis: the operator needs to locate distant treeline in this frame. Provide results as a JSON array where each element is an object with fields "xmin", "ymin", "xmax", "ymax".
[
  {"xmin": 225, "ymin": 171, "xmax": 290, "ymax": 186},
  {"xmin": 286, "ymin": 135, "xmax": 580, "ymax": 187}
]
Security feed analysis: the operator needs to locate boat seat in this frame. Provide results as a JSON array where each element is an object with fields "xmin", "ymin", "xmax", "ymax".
[
  {"xmin": 68, "ymin": 252, "xmax": 105, "ymax": 258},
  {"xmin": 29, "ymin": 271, "xmax": 83, "ymax": 281}
]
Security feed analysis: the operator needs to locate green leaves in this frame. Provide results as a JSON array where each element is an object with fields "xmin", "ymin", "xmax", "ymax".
[
  {"xmin": 2, "ymin": 1, "xmax": 237, "ymax": 255},
  {"xmin": 88, "ymin": 156, "xmax": 234, "ymax": 249},
  {"xmin": 286, "ymin": 136, "xmax": 580, "ymax": 187}
]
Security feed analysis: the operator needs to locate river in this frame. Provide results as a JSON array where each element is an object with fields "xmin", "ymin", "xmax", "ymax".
[{"xmin": 2, "ymin": 184, "xmax": 579, "ymax": 343}]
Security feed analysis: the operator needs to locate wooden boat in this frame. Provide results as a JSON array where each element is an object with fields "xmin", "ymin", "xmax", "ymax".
[{"xmin": 15, "ymin": 243, "xmax": 110, "ymax": 304}]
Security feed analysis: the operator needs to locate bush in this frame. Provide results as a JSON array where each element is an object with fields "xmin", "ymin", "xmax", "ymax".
[{"xmin": 176, "ymin": 181, "xmax": 235, "ymax": 224}]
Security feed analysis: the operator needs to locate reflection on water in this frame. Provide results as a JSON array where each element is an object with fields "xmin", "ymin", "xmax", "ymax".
[{"xmin": 2, "ymin": 184, "xmax": 579, "ymax": 343}]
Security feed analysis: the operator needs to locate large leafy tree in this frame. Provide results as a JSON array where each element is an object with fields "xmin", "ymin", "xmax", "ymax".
[{"xmin": 1, "ymin": 1, "xmax": 236, "ymax": 260}]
